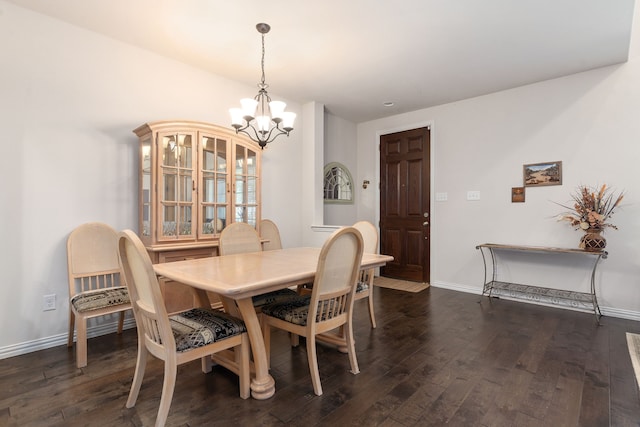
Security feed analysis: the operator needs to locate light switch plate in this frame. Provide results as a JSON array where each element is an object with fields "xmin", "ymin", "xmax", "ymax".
[
  {"xmin": 435, "ymin": 192, "xmax": 448, "ymax": 201},
  {"xmin": 467, "ymin": 191, "xmax": 481, "ymax": 201}
]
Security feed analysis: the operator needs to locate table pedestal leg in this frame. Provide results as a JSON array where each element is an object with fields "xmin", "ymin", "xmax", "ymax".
[{"xmin": 235, "ymin": 298, "xmax": 276, "ymax": 399}]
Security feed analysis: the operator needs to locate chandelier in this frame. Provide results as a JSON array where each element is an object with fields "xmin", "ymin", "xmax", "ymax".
[{"xmin": 230, "ymin": 23, "xmax": 295, "ymax": 149}]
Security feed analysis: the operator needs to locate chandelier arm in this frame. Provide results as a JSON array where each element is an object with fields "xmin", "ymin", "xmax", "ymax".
[
  {"xmin": 235, "ymin": 125, "xmax": 265, "ymax": 146},
  {"xmin": 262, "ymin": 124, "xmax": 288, "ymax": 145}
]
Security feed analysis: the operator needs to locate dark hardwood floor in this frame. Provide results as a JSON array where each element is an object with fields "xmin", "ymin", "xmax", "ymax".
[{"xmin": 2, "ymin": 287, "xmax": 640, "ymax": 426}]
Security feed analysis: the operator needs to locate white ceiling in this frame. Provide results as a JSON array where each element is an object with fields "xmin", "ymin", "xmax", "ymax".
[{"xmin": 7, "ymin": 0, "xmax": 637, "ymax": 123}]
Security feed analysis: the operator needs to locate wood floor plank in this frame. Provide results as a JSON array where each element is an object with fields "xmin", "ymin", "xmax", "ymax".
[{"xmin": 1, "ymin": 287, "xmax": 639, "ymax": 426}]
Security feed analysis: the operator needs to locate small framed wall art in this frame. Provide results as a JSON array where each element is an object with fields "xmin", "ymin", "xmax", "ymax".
[
  {"xmin": 512, "ymin": 187, "xmax": 525, "ymax": 203},
  {"xmin": 523, "ymin": 161, "xmax": 562, "ymax": 187}
]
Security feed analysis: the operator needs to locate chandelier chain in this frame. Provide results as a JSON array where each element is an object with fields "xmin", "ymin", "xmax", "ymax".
[{"xmin": 260, "ymin": 32, "xmax": 266, "ymax": 87}]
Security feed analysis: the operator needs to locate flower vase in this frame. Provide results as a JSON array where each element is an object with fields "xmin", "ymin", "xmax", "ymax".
[{"xmin": 580, "ymin": 228, "xmax": 606, "ymax": 252}]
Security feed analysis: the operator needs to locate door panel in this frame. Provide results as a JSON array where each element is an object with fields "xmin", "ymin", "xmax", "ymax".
[{"xmin": 380, "ymin": 127, "xmax": 430, "ymax": 283}]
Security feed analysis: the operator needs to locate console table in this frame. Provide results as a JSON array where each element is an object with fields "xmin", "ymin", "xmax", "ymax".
[{"xmin": 475, "ymin": 243, "xmax": 607, "ymax": 323}]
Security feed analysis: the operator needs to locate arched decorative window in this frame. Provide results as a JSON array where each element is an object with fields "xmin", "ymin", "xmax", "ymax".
[{"xmin": 323, "ymin": 162, "xmax": 353, "ymax": 204}]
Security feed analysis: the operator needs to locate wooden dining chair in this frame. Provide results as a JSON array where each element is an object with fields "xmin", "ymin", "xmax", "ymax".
[
  {"xmin": 66, "ymin": 222, "xmax": 131, "ymax": 368},
  {"xmin": 219, "ymin": 222, "xmax": 297, "ymax": 308},
  {"xmin": 219, "ymin": 222, "xmax": 263, "ymax": 254},
  {"xmin": 352, "ymin": 220, "xmax": 379, "ymax": 328},
  {"xmin": 118, "ymin": 230, "xmax": 250, "ymax": 427},
  {"xmin": 260, "ymin": 226, "xmax": 364, "ymax": 396},
  {"xmin": 259, "ymin": 219, "xmax": 282, "ymax": 251}
]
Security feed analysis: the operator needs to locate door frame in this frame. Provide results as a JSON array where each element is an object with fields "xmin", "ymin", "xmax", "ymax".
[{"xmin": 374, "ymin": 120, "xmax": 435, "ymax": 279}]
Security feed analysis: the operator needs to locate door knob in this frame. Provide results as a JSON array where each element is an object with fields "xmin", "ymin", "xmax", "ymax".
[{"xmin": 423, "ymin": 221, "xmax": 429, "ymax": 226}]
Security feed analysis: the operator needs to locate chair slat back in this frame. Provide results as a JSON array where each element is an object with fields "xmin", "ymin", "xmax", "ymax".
[
  {"xmin": 309, "ymin": 227, "xmax": 363, "ymax": 323},
  {"xmin": 67, "ymin": 222, "xmax": 122, "ymax": 296},
  {"xmin": 219, "ymin": 222, "xmax": 262, "ymax": 255},
  {"xmin": 118, "ymin": 230, "xmax": 174, "ymax": 351},
  {"xmin": 260, "ymin": 219, "xmax": 282, "ymax": 251}
]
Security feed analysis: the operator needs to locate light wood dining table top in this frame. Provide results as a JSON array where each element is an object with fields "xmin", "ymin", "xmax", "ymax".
[{"xmin": 153, "ymin": 246, "xmax": 393, "ymax": 299}]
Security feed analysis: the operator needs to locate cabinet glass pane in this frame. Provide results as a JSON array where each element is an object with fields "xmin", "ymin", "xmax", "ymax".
[
  {"xmin": 236, "ymin": 145, "xmax": 245, "ymax": 175},
  {"xmin": 178, "ymin": 206, "xmax": 192, "ymax": 235},
  {"xmin": 163, "ymin": 172, "xmax": 177, "ymax": 202},
  {"xmin": 235, "ymin": 206, "xmax": 245, "ymax": 223},
  {"xmin": 217, "ymin": 139, "xmax": 227, "ymax": 172},
  {"xmin": 201, "ymin": 207, "xmax": 227, "ymax": 235},
  {"xmin": 235, "ymin": 177, "xmax": 245, "ymax": 204},
  {"xmin": 247, "ymin": 177, "xmax": 257, "ymax": 204},
  {"xmin": 247, "ymin": 207, "xmax": 257, "ymax": 227},
  {"xmin": 178, "ymin": 134, "xmax": 192, "ymax": 168},
  {"xmin": 202, "ymin": 173, "xmax": 214, "ymax": 203},
  {"xmin": 141, "ymin": 139, "xmax": 151, "ymax": 236},
  {"xmin": 162, "ymin": 135, "xmax": 177, "ymax": 167},
  {"xmin": 202, "ymin": 206, "xmax": 215, "ymax": 235},
  {"xmin": 216, "ymin": 178, "xmax": 226, "ymax": 203},
  {"xmin": 217, "ymin": 207, "xmax": 227, "ymax": 231},
  {"xmin": 162, "ymin": 205, "xmax": 177, "ymax": 236},
  {"xmin": 247, "ymin": 149, "xmax": 257, "ymax": 175},
  {"xmin": 179, "ymin": 170, "xmax": 192, "ymax": 202},
  {"xmin": 202, "ymin": 137, "xmax": 215, "ymax": 171}
]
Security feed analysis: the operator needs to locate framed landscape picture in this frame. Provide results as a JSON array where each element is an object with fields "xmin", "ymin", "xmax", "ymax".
[{"xmin": 523, "ymin": 161, "xmax": 562, "ymax": 187}]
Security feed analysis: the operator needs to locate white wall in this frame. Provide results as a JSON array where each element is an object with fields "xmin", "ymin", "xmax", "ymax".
[
  {"xmin": 356, "ymin": 9, "xmax": 640, "ymax": 317},
  {"xmin": 0, "ymin": 1, "xmax": 304, "ymax": 356},
  {"xmin": 323, "ymin": 112, "xmax": 358, "ymax": 226}
]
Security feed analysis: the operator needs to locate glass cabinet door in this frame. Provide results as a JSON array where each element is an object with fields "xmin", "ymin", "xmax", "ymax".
[
  {"xmin": 200, "ymin": 135, "xmax": 228, "ymax": 237},
  {"xmin": 158, "ymin": 132, "xmax": 196, "ymax": 240},
  {"xmin": 234, "ymin": 144, "xmax": 259, "ymax": 227}
]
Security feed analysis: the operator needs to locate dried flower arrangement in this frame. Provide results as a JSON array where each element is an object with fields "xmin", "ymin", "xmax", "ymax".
[{"xmin": 556, "ymin": 184, "xmax": 624, "ymax": 230}]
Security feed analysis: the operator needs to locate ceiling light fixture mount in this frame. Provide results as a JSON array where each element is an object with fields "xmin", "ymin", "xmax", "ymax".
[{"xmin": 230, "ymin": 23, "xmax": 295, "ymax": 149}]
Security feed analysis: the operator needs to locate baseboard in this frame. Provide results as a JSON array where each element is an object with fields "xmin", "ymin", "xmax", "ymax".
[
  {"xmin": 430, "ymin": 280, "xmax": 482, "ymax": 295},
  {"xmin": 430, "ymin": 280, "xmax": 640, "ymax": 322},
  {"xmin": 0, "ymin": 318, "xmax": 137, "ymax": 360}
]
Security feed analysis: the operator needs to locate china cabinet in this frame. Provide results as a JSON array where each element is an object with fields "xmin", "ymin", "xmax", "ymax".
[{"xmin": 133, "ymin": 120, "xmax": 261, "ymax": 312}]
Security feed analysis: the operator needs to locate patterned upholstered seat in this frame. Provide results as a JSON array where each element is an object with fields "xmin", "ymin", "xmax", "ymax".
[
  {"xmin": 262, "ymin": 295, "xmax": 345, "ymax": 326},
  {"xmin": 261, "ymin": 295, "xmax": 311, "ymax": 325},
  {"xmin": 171, "ymin": 308, "xmax": 247, "ymax": 352},
  {"xmin": 70, "ymin": 287, "xmax": 130, "ymax": 313},
  {"xmin": 355, "ymin": 281, "xmax": 369, "ymax": 293},
  {"xmin": 251, "ymin": 288, "xmax": 299, "ymax": 308}
]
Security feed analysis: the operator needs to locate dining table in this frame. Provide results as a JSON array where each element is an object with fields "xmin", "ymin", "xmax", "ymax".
[{"xmin": 153, "ymin": 246, "xmax": 393, "ymax": 400}]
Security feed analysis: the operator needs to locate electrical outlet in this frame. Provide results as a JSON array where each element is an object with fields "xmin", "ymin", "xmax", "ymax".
[{"xmin": 43, "ymin": 294, "xmax": 56, "ymax": 311}]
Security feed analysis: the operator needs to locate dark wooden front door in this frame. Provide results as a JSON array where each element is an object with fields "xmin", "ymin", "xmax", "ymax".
[{"xmin": 379, "ymin": 127, "xmax": 430, "ymax": 283}]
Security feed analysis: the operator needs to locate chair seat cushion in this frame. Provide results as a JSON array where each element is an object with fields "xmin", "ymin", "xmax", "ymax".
[
  {"xmin": 252, "ymin": 288, "xmax": 299, "ymax": 307},
  {"xmin": 70, "ymin": 287, "xmax": 130, "ymax": 312},
  {"xmin": 356, "ymin": 281, "xmax": 369, "ymax": 293},
  {"xmin": 170, "ymin": 308, "xmax": 246, "ymax": 352},
  {"xmin": 261, "ymin": 295, "xmax": 312, "ymax": 326}
]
